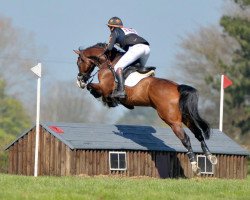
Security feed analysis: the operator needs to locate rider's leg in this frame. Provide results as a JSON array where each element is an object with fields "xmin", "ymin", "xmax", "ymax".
[
  {"xmin": 112, "ymin": 44, "xmax": 146, "ymax": 98},
  {"xmin": 131, "ymin": 44, "xmax": 151, "ymax": 74},
  {"xmin": 111, "ymin": 67, "xmax": 126, "ymax": 98},
  {"xmin": 138, "ymin": 44, "xmax": 150, "ymax": 66}
]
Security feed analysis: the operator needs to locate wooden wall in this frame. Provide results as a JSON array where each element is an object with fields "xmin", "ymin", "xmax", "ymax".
[{"xmin": 7, "ymin": 127, "xmax": 248, "ymax": 179}]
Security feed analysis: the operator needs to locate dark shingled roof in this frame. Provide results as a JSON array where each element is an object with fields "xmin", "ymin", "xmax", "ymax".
[{"xmin": 5, "ymin": 122, "xmax": 249, "ymax": 156}]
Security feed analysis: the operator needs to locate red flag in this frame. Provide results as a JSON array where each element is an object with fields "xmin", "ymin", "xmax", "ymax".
[{"xmin": 223, "ymin": 75, "xmax": 233, "ymax": 89}]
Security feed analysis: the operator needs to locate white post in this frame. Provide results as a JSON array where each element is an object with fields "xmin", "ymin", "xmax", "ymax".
[
  {"xmin": 31, "ymin": 63, "xmax": 42, "ymax": 177},
  {"xmin": 219, "ymin": 75, "xmax": 224, "ymax": 132}
]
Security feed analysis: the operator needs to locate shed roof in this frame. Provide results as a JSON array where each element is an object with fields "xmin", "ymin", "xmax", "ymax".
[{"xmin": 5, "ymin": 122, "xmax": 249, "ymax": 156}]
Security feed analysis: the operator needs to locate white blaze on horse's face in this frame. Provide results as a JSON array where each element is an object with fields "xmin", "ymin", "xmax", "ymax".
[{"xmin": 76, "ymin": 79, "xmax": 86, "ymax": 89}]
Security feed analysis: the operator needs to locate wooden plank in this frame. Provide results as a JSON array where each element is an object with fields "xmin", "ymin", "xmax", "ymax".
[
  {"xmin": 230, "ymin": 156, "xmax": 234, "ymax": 179},
  {"xmin": 136, "ymin": 151, "xmax": 140, "ymax": 176},
  {"xmin": 134, "ymin": 150, "xmax": 137, "ymax": 176},
  {"xmin": 99, "ymin": 150, "xmax": 104, "ymax": 175},
  {"xmin": 31, "ymin": 129, "xmax": 35, "ymax": 175},
  {"xmin": 81, "ymin": 150, "xmax": 89, "ymax": 175},
  {"xmin": 39, "ymin": 129, "xmax": 44, "ymax": 175},
  {"xmin": 104, "ymin": 150, "xmax": 109, "ymax": 175},
  {"xmin": 65, "ymin": 146, "xmax": 71, "ymax": 176},
  {"xmin": 220, "ymin": 155, "xmax": 224, "ymax": 178},
  {"xmin": 97, "ymin": 150, "xmax": 100, "ymax": 175},
  {"xmin": 54, "ymin": 138, "xmax": 59, "ymax": 176},
  {"xmin": 217, "ymin": 155, "xmax": 221, "ymax": 178},
  {"xmin": 240, "ymin": 156, "xmax": 244, "ymax": 179},
  {"xmin": 169, "ymin": 152, "xmax": 174, "ymax": 178},
  {"xmin": 243, "ymin": 156, "xmax": 247, "ymax": 179},
  {"xmin": 144, "ymin": 151, "xmax": 148, "ymax": 177},
  {"xmin": 58, "ymin": 140, "xmax": 62, "ymax": 176},
  {"xmin": 236, "ymin": 156, "xmax": 241, "ymax": 179},
  {"xmin": 233, "ymin": 156, "xmax": 237, "ymax": 179},
  {"xmin": 8, "ymin": 147, "xmax": 13, "ymax": 174},
  {"xmin": 60, "ymin": 143, "xmax": 66, "ymax": 176},
  {"xmin": 23, "ymin": 135, "xmax": 27, "ymax": 175},
  {"xmin": 91, "ymin": 150, "xmax": 95, "ymax": 175},
  {"xmin": 213, "ymin": 154, "xmax": 218, "ymax": 178},
  {"xmin": 89, "ymin": 150, "xmax": 93, "ymax": 176},
  {"xmin": 75, "ymin": 150, "xmax": 80, "ymax": 175},
  {"xmin": 17, "ymin": 138, "xmax": 22, "ymax": 174},
  {"xmin": 12, "ymin": 144, "xmax": 16, "ymax": 174},
  {"xmin": 26, "ymin": 132, "xmax": 31, "ymax": 175},
  {"xmin": 49, "ymin": 135, "xmax": 55, "ymax": 176},
  {"xmin": 227, "ymin": 156, "xmax": 231, "ymax": 179},
  {"xmin": 70, "ymin": 149, "xmax": 76, "ymax": 175},
  {"xmin": 45, "ymin": 131, "xmax": 51, "ymax": 175},
  {"xmin": 127, "ymin": 151, "xmax": 132, "ymax": 176},
  {"xmin": 152, "ymin": 151, "xmax": 156, "ymax": 178},
  {"xmin": 141, "ymin": 151, "xmax": 145, "ymax": 176}
]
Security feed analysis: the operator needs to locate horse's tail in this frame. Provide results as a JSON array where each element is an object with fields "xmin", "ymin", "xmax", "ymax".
[{"xmin": 178, "ymin": 84, "xmax": 210, "ymax": 140}]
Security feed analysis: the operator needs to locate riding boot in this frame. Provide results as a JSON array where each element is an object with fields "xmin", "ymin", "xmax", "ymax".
[{"xmin": 111, "ymin": 68, "xmax": 126, "ymax": 99}]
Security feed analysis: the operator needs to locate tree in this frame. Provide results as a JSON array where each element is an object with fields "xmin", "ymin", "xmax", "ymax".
[
  {"xmin": 219, "ymin": 0, "xmax": 250, "ymax": 140},
  {"xmin": 175, "ymin": 25, "xmax": 239, "ymax": 127},
  {"xmin": 0, "ymin": 15, "xmax": 42, "ymax": 103},
  {"xmin": 0, "ymin": 79, "xmax": 31, "ymax": 172}
]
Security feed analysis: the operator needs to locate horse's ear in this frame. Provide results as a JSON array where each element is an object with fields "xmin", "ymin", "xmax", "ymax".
[{"xmin": 73, "ymin": 50, "xmax": 80, "ymax": 55}]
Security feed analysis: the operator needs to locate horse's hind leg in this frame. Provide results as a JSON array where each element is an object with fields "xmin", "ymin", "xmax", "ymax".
[
  {"xmin": 185, "ymin": 120, "xmax": 218, "ymax": 165},
  {"xmin": 170, "ymin": 123, "xmax": 201, "ymax": 175},
  {"xmin": 156, "ymin": 109, "xmax": 200, "ymax": 175}
]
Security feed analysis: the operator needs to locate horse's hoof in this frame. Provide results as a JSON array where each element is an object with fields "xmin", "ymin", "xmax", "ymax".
[
  {"xmin": 191, "ymin": 162, "xmax": 201, "ymax": 176},
  {"xmin": 207, "ymin": 155, "xmax": 218, "ymax": 165}
]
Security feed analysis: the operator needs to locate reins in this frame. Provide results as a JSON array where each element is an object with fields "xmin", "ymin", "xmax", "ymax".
[{"xmin": 85, "ymin": 50, "xmax": 112, "ymax": 85}]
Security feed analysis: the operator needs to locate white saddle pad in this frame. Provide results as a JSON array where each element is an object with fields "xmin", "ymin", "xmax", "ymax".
[{"xmin": 125, "ymin": 70, "xmax": 155, "ymax": 87}]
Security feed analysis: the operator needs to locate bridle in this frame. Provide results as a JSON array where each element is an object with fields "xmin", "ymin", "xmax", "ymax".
[{"xmin": 76, "ymin": 50, "xmax": 110, "ymax": 89}]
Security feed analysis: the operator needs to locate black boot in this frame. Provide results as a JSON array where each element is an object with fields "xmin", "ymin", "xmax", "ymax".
[{"xmin": 111, "ymin": 68, "xmax": 126, "ymax": 99}]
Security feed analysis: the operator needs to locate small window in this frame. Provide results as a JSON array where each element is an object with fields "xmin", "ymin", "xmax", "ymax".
[
  {"xmin": 197, "ymin": 155, "xmax": 214, "ymax": 174},
  {"xmin": 109, "ymin": 151, "xmax": 127, "ymax": 171}
]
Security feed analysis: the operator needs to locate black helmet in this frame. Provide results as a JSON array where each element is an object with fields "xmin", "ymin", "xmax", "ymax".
[{"xmin": 107, "ymin": 17, "xmax": 123, "ymax": 27}]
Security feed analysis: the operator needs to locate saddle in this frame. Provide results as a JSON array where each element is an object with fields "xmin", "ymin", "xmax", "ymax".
[{"xmin": 123, "ymin": 63, "xmax": 156, "ymax": 80}]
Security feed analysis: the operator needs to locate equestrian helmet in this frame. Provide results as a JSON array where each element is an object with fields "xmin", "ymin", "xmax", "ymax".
[{"xmin": 107, "ymin": 17, "xmax": 123, "ymax": 27}]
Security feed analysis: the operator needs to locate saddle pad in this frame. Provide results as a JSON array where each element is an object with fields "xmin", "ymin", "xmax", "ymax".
[{"xmin": 125, "ymin": 70, "xmax": 155, "ymax": 87}]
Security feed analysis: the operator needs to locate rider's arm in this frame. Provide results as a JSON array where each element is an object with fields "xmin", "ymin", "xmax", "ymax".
[{"xmin": 106, "ymin": 30, "xmax": 118, "ymax": 51}]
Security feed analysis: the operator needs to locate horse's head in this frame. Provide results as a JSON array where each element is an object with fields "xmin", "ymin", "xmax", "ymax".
[
  {"xmin": 74, "ymin": 43, "xmax": 109, "ymax": 89},
  {"xmin": 73, "ymin": 49, "xmax": 96, "ymax": 89}
]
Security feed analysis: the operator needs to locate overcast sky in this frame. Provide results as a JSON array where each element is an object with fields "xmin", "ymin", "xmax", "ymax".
[{"xmin": 0, "ymin": 0, "xmax": 224, "ymax": 80}]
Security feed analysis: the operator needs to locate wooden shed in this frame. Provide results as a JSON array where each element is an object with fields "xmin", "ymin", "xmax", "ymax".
[{"xmin": 5, "ymin": 122, "xmax": 249, "ymax": 179}]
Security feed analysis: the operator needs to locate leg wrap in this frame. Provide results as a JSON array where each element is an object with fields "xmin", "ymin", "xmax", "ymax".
[
  {"xmin": 181, "ymin": 134, "xmax": 196, "ymax": 163},
  {"xmin": 201, "ymin": 140, "xmax": 211, "ymax": 156}
]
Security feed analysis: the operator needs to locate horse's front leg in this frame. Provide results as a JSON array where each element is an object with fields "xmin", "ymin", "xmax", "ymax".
[{"xmin": 87, "ymin": 82, "xmax": 103, "ymax": 98}]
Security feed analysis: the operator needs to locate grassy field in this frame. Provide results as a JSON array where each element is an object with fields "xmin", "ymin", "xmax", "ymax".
[{"xmin": 0, "ymin": 174, "xmax": 250, "ymax": 200}]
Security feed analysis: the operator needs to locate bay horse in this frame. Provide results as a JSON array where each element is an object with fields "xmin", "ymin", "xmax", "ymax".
[{"xmin": 74, "ymin": 43, "xmax": 217, "ymax": 175}]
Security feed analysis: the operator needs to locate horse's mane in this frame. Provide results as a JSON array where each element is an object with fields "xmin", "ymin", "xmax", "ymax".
[{"xmin": 86, "ymin": 42, "xmax": 107, "ymax": 50}]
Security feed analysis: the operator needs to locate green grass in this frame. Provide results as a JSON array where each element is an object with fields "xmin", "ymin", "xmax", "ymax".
[{"xmin": 0, "ymin": 174, "xmax": 250, "ymax": 200}]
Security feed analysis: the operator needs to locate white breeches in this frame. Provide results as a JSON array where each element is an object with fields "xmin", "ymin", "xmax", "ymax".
[{"xmin": 114, "ymin": 44, "xmax": 150, "ymax": 72}]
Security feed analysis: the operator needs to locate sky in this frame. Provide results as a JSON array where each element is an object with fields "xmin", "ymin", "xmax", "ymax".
[
  {"xmin": 0, "ymin": 0, "xmax": 224, "ymax": 81},
  {"xmin": 0, "ymin": 0, "xmax": 225, "ymax": 121}
]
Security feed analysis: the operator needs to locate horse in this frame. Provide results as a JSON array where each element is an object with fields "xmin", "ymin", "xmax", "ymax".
[{"xmin": 73, "ymin": 43, "xmax": 217, "ymax": 175}]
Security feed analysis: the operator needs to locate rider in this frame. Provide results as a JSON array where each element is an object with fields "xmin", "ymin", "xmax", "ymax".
[{"xmin": 105, "ymin": 16, "xmax": 150, "ymax": 98}]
